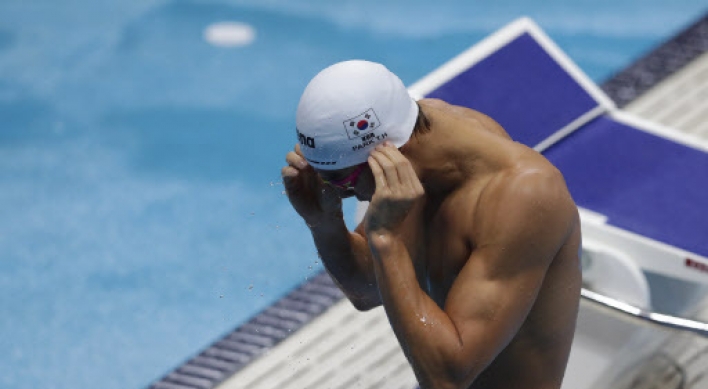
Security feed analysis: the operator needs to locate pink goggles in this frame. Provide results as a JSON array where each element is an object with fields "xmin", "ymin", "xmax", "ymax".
[{"xmin": 321, "ymin": 163, "xmax": 366, "ymax": 190}]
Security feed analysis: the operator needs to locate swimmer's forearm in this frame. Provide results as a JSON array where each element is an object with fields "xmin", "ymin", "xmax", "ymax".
[
  {"xmin": 369, "ymin": 234, "xmax": 476, "ymax": 388},
  {"xmin": 309, "ymin": 217, "xmax": 380, "ymax": 310}
]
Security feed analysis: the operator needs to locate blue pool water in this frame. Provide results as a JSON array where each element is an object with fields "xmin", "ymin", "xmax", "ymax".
[{"xmin": 0, "ymin": 1, "xmax": 706, "ymax": 388}]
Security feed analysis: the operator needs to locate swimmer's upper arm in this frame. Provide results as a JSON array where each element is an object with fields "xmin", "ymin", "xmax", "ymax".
[{"xmin": 437, "ymin": 170, "xmax": 575, "ymax": 386}]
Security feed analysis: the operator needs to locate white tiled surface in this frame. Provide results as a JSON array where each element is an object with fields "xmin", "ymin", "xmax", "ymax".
[{"xmin": 626, "ymin": 52, "xmax": 708, "ymax": 139}]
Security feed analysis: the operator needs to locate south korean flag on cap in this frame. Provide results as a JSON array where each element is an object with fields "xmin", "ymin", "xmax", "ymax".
[{"xmin": 343, "ymin": 109, "xmax": 380, "ymax": 140}]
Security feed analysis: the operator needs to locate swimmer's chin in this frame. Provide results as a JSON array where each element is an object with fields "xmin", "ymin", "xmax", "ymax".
[
  {"xmin": 337, "ymin": 192, "xmax": 369, "ymax": 202},
  {"xmin": 338, "ymin": 190, "xmax": 372, "ymax": 202},
  {"xmin": 355, "ymin": 192, "xmax": 372, "ymax": 202}
]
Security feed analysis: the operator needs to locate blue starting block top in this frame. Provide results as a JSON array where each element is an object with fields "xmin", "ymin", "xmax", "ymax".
[
  {"xmin": 411, "ymin": 18, "xmax": 614, "ymax": 150},
  {"xmin": 417, "ymin": 18, "xmax": 708, "ymax": 258},
  {"xmin": 546, "ymin": 115, "xmax": 708, "ymax": 258},
  {"xmin": 427, "ymin": 32, "xmax": 599, "ymax": 148}
]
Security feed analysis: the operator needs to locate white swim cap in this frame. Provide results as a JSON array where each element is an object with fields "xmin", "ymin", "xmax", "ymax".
[{"xmin": 295, "ymin": 60, "xmax": 419, "ymax": 170}]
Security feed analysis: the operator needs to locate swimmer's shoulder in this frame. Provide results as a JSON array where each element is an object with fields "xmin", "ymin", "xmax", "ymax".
[{"xmin": 475, "ymin": 162, "xmax": 577, "ymax": 239}]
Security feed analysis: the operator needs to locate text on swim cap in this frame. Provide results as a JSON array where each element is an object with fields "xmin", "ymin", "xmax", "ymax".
[
  {"xmin": 352, "ymin": 132, "xmax": 388, "ymax": 151},
  {"xmin": 296, "ymin": 128, "xmax": 316, "ymax": 148}
]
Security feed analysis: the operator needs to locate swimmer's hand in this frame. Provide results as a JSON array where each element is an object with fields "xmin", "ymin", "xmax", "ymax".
[
  {"xmin": 365, "ymin": 142, "xmax": 425, "ymax": 237},
  {"xmin": 282, "ymin": 144, "xmax": 343, "ymax": 227}
]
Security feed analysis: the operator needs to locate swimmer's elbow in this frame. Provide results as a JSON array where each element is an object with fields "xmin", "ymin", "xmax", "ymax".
[
  {"xmin": 418, "ymin": 369, "xmax": 477, "ymax": 389},
  {"xmin": 416, "ymin": 348, "xmax": 485, "ymax": 389},
  {"xmin": 326, "ymin": 272, "xmax": 380, "ymax": 311}
]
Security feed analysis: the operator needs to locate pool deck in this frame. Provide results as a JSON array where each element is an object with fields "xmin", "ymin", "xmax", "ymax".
[{"xmin": 147, "ymin": 11, "xmax": 708, "ymax": 389}]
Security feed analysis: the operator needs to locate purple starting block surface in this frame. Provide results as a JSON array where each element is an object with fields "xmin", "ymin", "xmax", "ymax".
[
  {"xmin": 423, "ymin": 30, "xmax": 606, "ymax": 148},
  {"xmin": 420, "ymin": 19, "xmax": 708, "ymax": 258},
  {"xmin": 545, "ymin": 115, "xmax": 708, "ymax": 258}
]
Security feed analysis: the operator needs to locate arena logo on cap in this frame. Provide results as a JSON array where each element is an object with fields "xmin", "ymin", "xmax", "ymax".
[
  {"xmin": 296, "ymin": 128, "xmax": 316, "ymax": 148},
  {"xmin": 343, "ymin": 109, "xmax": 380, "ymax": 140}
]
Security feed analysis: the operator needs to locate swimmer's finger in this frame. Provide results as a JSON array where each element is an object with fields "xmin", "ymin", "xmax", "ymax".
[
  {"xmin": 295, "ymin": 143, "xmax": 305, "ymax": 158},
  {"xmin": 282, "ymin": 165, "xmax": 299, "ymax": 180},
  {"xmin": 368, "ymin": 155, "xmax": 388, "ymax": 190},
  {"xmin": 378, "ymin": 143, "xmax": 417, "ymax": 191},
  {"xmin": 286, "ymin": 150, "xmax": 309, "ymax": 170},
  {"xmin": 282, "ymin": 166, "xmax": 303, "ymax": 193},
  {"xmin": 396, "ymin": 162, "xmax": 417, "ymax": 194},
  {"xmin": 396, "ymin": 156, "xmax": 423, "ymax": 195},
  {"xmin": 370, "ymin": 149, "xmax": 401, "ymax": 189}
]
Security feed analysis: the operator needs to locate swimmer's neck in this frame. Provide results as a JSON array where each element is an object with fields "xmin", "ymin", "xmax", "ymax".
[{"xmin": 403, "ymin": 118, "xmax": 512, "ymax": 197}]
